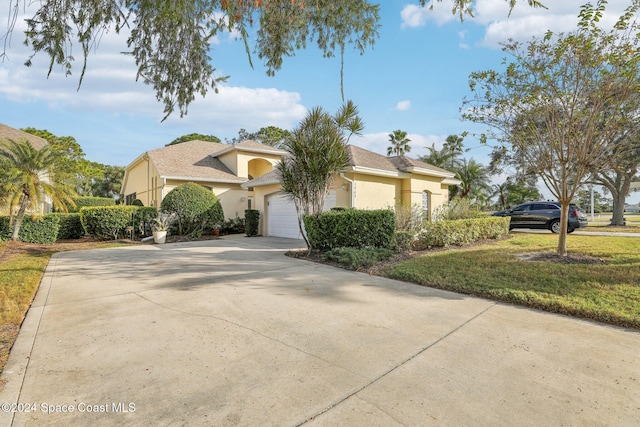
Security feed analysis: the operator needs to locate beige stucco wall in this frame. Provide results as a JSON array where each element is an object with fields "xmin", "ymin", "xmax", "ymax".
[
  {"xmin": 343, "ymin": 173, "xmax": 401, "ymax": 210},
  {"xmin": 123, "ymin": 157, "xmax": 161, "ymax": 206}
]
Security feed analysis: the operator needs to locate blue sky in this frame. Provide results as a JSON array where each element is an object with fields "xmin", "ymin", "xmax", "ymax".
[{"xmin": 1, "ymin": 0, "xmax": 638, "ymax": 203}]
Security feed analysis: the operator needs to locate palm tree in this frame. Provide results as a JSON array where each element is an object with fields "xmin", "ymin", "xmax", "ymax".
[
  {"xmin": 0, "ymin": 139, "xmax": 76, "ymax": 241},
  {"xmin": 278, "ymin": 101, "xmax": 363, "ymax": 249},
  {"xmin": 456, "ymin": 158, "xmax": 491, "ymax": 199},
  {"xmin": 387, "ymin": 129, "xmax": 411, "ymax": 156}
]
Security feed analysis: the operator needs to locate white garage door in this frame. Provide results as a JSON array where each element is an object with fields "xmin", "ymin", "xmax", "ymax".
[
  {"xmin": 267, "ymin": 193, "xmax": 303, "ymax": 239},
  {"xmin": 267, "ymin": 191, "xmax": 337, "ymax": 239}
]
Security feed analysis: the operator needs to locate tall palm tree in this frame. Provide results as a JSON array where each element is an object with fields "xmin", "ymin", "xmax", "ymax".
[
  {"xmin": 0, "ymin": 139, "xmax": 76, "ymax": 241},
  {"xmin": 387, "ymin": 129, "xmax": 411, "ymax": 156}
]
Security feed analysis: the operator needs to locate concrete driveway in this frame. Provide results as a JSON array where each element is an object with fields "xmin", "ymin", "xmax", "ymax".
[{"xmin": 1, "ymin": 236, "xmax": 639, "ymax": 426}]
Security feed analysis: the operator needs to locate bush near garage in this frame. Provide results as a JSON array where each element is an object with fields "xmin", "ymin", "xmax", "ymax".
[
  {"xmin": 245, "ymin": 209, "xmax": 260, "ymax": 237},
  {"xmin": 303, "ymin": 208, "xmax": 395, "ymax": 251},
  {"xmin": 133, "ymin": 207, "xmax": 158, "ymax": 237},
  {"xmin": 0, "ymin": 214, "xmax": 60, "ymax": 244},
  {"xmin": 68, "ymin": 196, "xmax": 115, "ymax": 212},
  {"xmin": 414, "ymin": 216, "xmax": 510, "ymax": 250},
  {"xmin": 80, "ymin": 206, "xmax": 138, "ymax": 240},
  {"xmin": 160, "ymin": 183, "xmax": 224, "ymax": 236}
]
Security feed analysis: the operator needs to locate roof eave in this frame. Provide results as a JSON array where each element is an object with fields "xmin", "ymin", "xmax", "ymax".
[{"xmin": 161, "ymin": 175, "xmax": 247, "ymax": 185}]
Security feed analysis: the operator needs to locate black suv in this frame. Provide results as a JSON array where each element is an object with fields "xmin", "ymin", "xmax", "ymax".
[{"xmin": 492, "ymin": 201, "xmax": 588, "ymax": 233}]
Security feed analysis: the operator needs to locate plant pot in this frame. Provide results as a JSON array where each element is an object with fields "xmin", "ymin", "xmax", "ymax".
[
  {"xmin": 153, "ymin": 230, "xmax": 167, "ymax": 244},
  {"xmin": 213, "ymin": 229, "xmax": 220, "ymax": 236}
]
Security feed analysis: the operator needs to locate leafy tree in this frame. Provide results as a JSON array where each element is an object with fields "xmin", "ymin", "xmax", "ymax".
[
  {"xmin": 253, "ymin": 126, "xmax": 290, "ymax": 149},
  {"xmin": 4, "ymin": 1, "xmax": 547, "ymax": 120},
  {"xmin": 228, "ymin": 128, "xmax": 256, "ymax": 145},
  {"xmin": 387, "ymin": 130, "xmax": 411, "ymax": 156},
  {"xmin": 463, "ymin": 1, "xmax": 640, "ymax": 255},
  {"xmin": 91, "ymin": 164, "xmax": 125, "ymax": 201},
  {"xmin": 7, "ymin": 0, "xmax": 380, "ymax": 121},
  {"xmin": 277, "ymin": 101, "xmax": 364, "ymax": 249},
  {"xmin": 586, "ymin": 129, "xmax": 640, "ymax": 225},
  {"xmin": 575, "ymin": 188, "xmax": 612, "ymax": 213},
  {"xmin": 166, "ymin": 133, "xmax": 221, "ymax": 146},
  {"xmin": 21, "ymin": 128, "xmax": 100, "ymax": 195},
  {"xmin": 0, "ymin": 139, "xmax": 76, "ymax": 241}
]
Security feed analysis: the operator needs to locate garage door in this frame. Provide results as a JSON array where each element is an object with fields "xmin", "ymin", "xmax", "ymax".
[
  {"xmin": 267, "ymin": 193, "xmax": 303, "ymax": 239},
  {"xmin": 267, "ymin": 191, "xmax": 336, "ymax": 239}
]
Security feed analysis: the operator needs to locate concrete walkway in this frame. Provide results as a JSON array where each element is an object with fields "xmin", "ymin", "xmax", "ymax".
[{"xmin": 1, "ymin": 236, "xmax": 638, "ymax": 426}]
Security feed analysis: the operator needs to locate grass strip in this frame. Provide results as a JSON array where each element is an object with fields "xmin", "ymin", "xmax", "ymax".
[{"xmin": 385, "ymin": 234, "xmax": 640, "ymax": 329}]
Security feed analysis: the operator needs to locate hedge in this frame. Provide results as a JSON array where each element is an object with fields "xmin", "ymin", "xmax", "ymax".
[
  {"xmin": 304, "ymin": 209, "xmax": 395, "ymax": 251},
  {"xmin": 414, "ymin": 216, "xmax": 510, "ymax": 249},
  {"xmin": 0, "ymin": 215, "xmax": 61, "ymax": 244},
  {"xmin": 80, "ymin": 206, "xmax": 138, "ymax": 240},
  {"xmin": 50, "ymin": 213, "xmax": 84, "ymax": 240},
  {"xmin": 68, "ymin": 196, "xmax": 115, "ymax": 212}
]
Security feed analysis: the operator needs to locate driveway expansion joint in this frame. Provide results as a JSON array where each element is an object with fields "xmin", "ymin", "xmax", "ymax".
[{"xmin": 294, "ymin": 302, "xmax": 497, "ymax": 426}]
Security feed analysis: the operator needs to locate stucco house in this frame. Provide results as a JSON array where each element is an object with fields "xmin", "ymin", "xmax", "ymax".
[
  {"xmin": 0, "ymin": 124, "xmax": 51, "ymax": 215},
  {"xmin": 243, "ymin": 145, "xmax": 460, "ymax": 239},
  {"xmin": 122, "ymin": 139, "xmax": 460, "ymax": 238},
  {"xmin": 122, "ymin": 140, "xmax": 287, "ymax": 219}
]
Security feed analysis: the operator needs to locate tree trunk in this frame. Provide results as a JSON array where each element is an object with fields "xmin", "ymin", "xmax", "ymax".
[
  {"xmin": 11, "ymin": 195, "xmax": 30, "ymax": 241},
  {"xmin": 610, "ymin": 191, "xmax": 627, "ymax": 226},
  {"xmin": 557, "ymin": 201, "xmax": 569, "ymax": 256}
]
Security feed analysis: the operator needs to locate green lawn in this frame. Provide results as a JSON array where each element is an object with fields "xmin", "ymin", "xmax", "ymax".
[{"xmin": 384, "ymin": 234, "xmax": 640, "ymax": 329}]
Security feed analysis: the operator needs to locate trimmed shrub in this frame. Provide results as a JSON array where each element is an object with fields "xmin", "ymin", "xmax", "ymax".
[
  {"xmin": 0, "ymin": 215, "xmax": 60, "ymax": 244},
  {"xmin": 69, "ymin": 196, "xmax": 115, "ymax": 213},
  {"xmin": 160, "ymin": 183, "xmax": 224, "ymax": 236},
  {"xmin": 50, "ymin": 213, "xmax": 84, "ymax": 240},
  {"xmin": 323, "ymin": 247, "xmax": 395, "ymax": 270},
  {"xmin": 131, "ymin": 199, "xmax": 144, "ymax": 206},
  {"xmin": 414, "ymin": 216, "xmax": 510, "ymax": 249},
  {"xmin": 81, "ymin": 206, "xmax": 138, "ymax": 240},
  {"xmin": 245, "ymin": 209, "xmax": 260, "ymax": 237},
  {"xmin": 304, "ymin": 209, "xmax": 396, "ymax": 251}
]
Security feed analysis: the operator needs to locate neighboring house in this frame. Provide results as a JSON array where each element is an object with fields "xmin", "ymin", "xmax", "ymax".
[
  {"xmin": 121, "ymin": 140, "xmax": 287, "ymax": 219},
  {"xmin": 0, "ymin": 123, "xmax": 51, "ymax": 215},
  {"xmin": 243, "ymin": 145, "xmax": 461, "ymax": 239},
  {"xmin": 625, "ymin": 203, "xmax": 640, "ymax": 213}
]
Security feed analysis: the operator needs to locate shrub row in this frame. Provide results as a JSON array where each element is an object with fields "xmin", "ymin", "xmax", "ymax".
[
  {"xmin": 68, "ymin": 196, "xmax": 115, "ymax": 213},
  {"xmin": 80, "ymin": 206, "xmax": 139, "ymax": 240},
  {"xmin": 50, "ymin": 213, "xmax": 84, "ymax": 240},
  {"xmin": 0, "ymin": 215, "xmax": 61, "ymax": 244},
  {"xmin": 304, "ymin": 209, "xmax": 395, "ymax": 251},
  {"xmin": 414, "ymin": 216, "xmax": 510, "ymax": 249}
]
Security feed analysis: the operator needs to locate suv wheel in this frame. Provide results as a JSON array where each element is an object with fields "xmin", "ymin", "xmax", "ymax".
[{"xmin": 549, "ymin": 220, "xmax": 561, "ymax": 234}]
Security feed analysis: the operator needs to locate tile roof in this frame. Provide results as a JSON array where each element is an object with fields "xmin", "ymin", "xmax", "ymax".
[
  {"xmin": 147, "ymin": 140, "xmax": 245, "ymax": 182},
  {"xmin": 0, "ymin": 124, "xmax": 48, "ymax": 150},
  {"xmin": 243, "ymin": 145, "xmax": 456, "ymax": 187},
  {"xmin": 388, "ymin": 155, "xmax": 455, "ymax": 176}
]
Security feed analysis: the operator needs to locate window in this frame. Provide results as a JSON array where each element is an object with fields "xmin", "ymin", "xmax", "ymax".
[{"xmin": 125, "ymin": 192, "xmax": 137, "ymax": 205}]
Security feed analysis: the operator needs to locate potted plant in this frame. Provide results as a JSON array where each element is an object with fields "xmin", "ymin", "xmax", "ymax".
[
  {"xmin": 212, "ymin": 222, "xmax": 222, "ymax": 236},
  {"xmin": 152, "ymin": 213, "xmax": 173, "ymax": 244}
]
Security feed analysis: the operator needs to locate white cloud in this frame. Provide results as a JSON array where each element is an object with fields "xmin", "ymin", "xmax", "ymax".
[
  {"xmin": 400, "ymin": 2, "xmax": 455, "ymax": 28},
  {"xmin": 475, "ymin": 0, "xmax": 632, "ymax": 48},
  {"xmin": 394, "ymin": 100, "xmax": 411, "ymax": 111}
]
